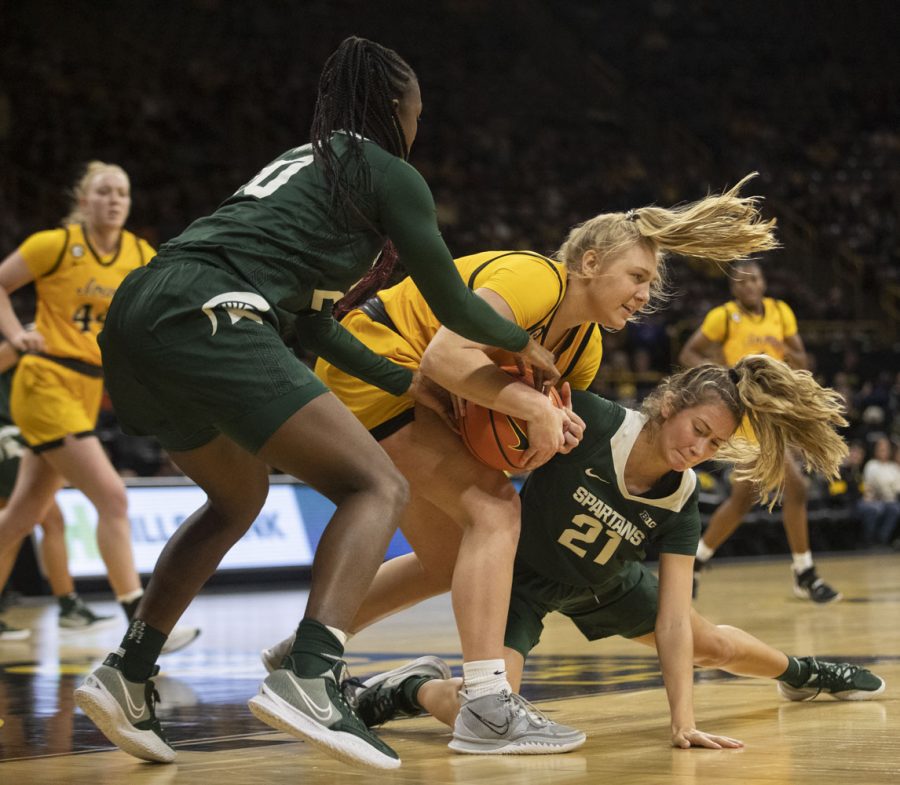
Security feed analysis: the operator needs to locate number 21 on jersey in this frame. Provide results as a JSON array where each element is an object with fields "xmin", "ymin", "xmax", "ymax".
[{"xmin": 558, "ymin": 513, "xmax": 622, "ymax": 565}]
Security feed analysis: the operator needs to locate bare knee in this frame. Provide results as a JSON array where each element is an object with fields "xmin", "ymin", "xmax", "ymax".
[
  {"xmin": 365, "ymin": 466, "xmax": 409, "ymax": 524},
  {"xmin": 693, "ymin": 625, "xmax": 739, "ymax": 669},
  {"xmin": 94, "ymin": 484, "xmax": 129, "ymax": 522},
  {"xmin": 207, "ymin": 472, "xmax": 271, "ymax": 531},
  {"xmin": 459, "ymin": 482, "xmax": 521, "ymax": 538}
]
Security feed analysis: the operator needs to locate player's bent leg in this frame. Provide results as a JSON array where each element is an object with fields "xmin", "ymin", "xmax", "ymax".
[
  {"xmin": 350, "ymin": 492, "xmax": 463, "ymax": 632},
  {"xmin": 249, "ymin": 394, "xmax": 407, "ymax": 769},
  {"xmin": 41, "ymin": 436, "xmax": 140, "ymax": 597},
  {"xmin": 698, "ymin": 477, "xmax": 756, "ymax": 551}
]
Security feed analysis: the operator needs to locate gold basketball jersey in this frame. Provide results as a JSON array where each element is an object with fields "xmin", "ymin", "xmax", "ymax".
[{"xmin": 18, "ymin": 224, "xmax": 153, "ymax": 365}]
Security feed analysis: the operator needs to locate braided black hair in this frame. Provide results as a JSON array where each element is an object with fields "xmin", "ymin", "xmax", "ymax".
[{"xmin": 311, "ymin": 36, "xmax": 416, "ymax": 319}]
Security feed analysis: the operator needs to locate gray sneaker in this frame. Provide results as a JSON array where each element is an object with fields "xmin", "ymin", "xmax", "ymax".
[
  {"xmin": 261, "ymin": 634, "xmax": 294, "ymax": 674},
  {"xmin": 778, "ymin": 657, "xmax": 886, "ymax": 701},
  {"xmin": 248, "ymin": 658, "xmax": 400, "ymax": 770},
  {"xmin": 74, "ymin": 654, "xmax": 175, "ymax": 763},
  {"xmin": 356, "ymin": 655, "xmax": 451, "ymax": 727},
  {"xmin": 449, "ymin": 691, "xmax": 585, "ymax": 755}
]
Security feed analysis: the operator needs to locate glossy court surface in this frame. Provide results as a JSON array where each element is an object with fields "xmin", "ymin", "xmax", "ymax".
[{"xmin": 1, "ymin": 553, "xmax": 898, "ymax": 784}]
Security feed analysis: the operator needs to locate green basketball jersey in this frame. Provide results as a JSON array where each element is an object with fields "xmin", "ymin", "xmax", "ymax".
[
  {"xmin": 517, "ymin": 390, "xmax": 700, "ymax": 590},
  {"xmin": 157, "ymin": 134, "xmax": 527, "ymax": 353}
]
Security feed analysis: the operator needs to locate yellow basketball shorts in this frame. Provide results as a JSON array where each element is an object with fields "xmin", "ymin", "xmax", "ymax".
[
  {"xmin": 10, "ymin": 355, "xmax": 103, "ymax": 451},
  {"xmin": 315, "ymin": 309, "xmax": 419, "ymax": 432}
]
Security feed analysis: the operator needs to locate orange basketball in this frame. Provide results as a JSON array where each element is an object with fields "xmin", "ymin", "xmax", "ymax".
[{"xmin": 459, "ymin": 366, "xmax": 564, "ymax": 472}]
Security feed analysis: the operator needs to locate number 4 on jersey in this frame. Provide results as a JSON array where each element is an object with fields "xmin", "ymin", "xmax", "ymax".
[{"xmin": 72, "ymin": 303, "xmax": 105, "ymax": 332}]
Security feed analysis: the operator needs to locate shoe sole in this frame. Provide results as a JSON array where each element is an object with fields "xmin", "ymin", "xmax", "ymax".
[
  {"xmin": 449, "ymin": 732, "xmax": 586, "ymax": 755},
  {"xmin": 248, "ymin": 684, "xmax": 401, "ymax": 770},
  {"xmin": 59, "ymin": 617, "xmax": 121, "ymax": 633},
  {"xmin": 74, "ymin": 679, "xmax": 175, "ymax": 763},
  {"xmin": 161, "ymin": 628, "xmax": 201, "ymax": 655},
  {"xmin": 778, "ymin": 678, "xmax": 887, "ymax": 702},
  {"xmin": 0, "ymin": 630, "xmax": 31, "ymax": 641}
]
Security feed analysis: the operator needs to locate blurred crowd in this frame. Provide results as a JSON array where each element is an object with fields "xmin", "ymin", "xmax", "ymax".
[{"xmin": 2, "ymin": 1, "xmax": 897, "ymax": 527}]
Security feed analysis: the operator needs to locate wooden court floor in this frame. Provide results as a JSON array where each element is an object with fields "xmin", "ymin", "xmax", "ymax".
[{"xmin": 1, "ymin": 552, "xmax": 898, "ymax": 784}]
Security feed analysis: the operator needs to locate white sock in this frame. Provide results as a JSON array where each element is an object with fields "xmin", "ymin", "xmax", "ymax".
[
  {"xmin": 792, "ymin": 551, "xmax": 814, "ymax": 574},
  {"xmin": 325, "ymin": 625, "xmax": 349, "ymax": 647},
  {"xmin": 116, "ymin": 588, "xmax": 144, "ymax": 605},
  {"xmin": 462, "ymin": 659, "xmax": 512, "ymax": 698},
  {"xmin": 696, "ymin": 540, "xmax": 715, "ymax": 563}
]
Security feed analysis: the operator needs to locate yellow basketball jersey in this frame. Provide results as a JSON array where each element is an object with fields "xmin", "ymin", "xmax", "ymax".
[
  {"xmin": 700, "ymin": 297, "xmax": 797, "ymax": 367},
  {"xmin": 18, "ymin": 224, "xmax": 153, "ymax": 365},
  {"xmin": 379, "ymin": 251, "xmax": 603, "ymax": 389}
]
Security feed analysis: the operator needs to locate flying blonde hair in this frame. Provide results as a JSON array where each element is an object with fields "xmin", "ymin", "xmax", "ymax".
[
  {"xmin": 62, "ymin": 161, "xmax": 130, "ymax": 226},
  {"xmin": 642, "ymin": 354, "xmax": 848, "ymax": 507},
  {"xmin": 554, "ymin": 173, "xmax": 779, "ymax": 315}
]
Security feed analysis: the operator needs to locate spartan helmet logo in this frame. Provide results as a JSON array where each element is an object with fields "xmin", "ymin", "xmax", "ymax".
[{"xmin": 201, "ymin": 292, "xmax": 271, "ymax": 335}]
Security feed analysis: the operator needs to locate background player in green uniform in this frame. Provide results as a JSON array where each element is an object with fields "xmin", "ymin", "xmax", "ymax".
[
  {"xmin": 76, "ymin": 37, "xmax": 558, "ymax": 770},
  {"xmin": 351, "ymin": 357, "xmax": 884, "ymax": 751}
]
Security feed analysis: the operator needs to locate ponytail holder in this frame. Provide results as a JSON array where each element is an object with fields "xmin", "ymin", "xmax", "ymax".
[
  {"xmin": 625, "ymin": 209, "xmax": 638, "ymax": 222},
  {"xmin": 728, "ymin": 368, "xmax": 740, "ymax": 385}
]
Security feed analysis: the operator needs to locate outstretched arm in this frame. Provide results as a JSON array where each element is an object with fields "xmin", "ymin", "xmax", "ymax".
[{"xmin": 656, "ymin": 552, "xmax": 743, "ymax": 750}]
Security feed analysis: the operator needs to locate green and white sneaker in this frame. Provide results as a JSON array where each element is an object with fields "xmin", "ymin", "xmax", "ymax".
[
  {"xmin": 248, "ymin": 658, "xmax": 400, "ymax": 770},
  {"xmin": 0, "ymin": 619, "xmax": 30, "ymax": 641},
  {"xmin": 356, "ymin": 656, "xmax": 451, "ymax": 727},
  {"xmin": 59, "ymin": 595, "xmax": 118, "ymax": 631},
  {"xmin": 74, "ymin": 653, "xmax": 175, "ymax": 762},
  {"xmin": 450, "ymin": 691, "xmax": 586, "ymax": 755},
  {"xmin": 778, "ymin": 657, "xmax": 886, "ymax": 701}
]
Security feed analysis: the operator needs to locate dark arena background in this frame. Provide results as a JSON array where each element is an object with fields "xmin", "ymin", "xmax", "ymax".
[{"xmin": 1, "ymin": 2, "xmax": 898, "ymax": 784}]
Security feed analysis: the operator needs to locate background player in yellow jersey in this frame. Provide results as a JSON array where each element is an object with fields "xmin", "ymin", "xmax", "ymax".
[
  {"xmin": 0, "ymin": 162, "xmax": 199, "ymax": 647},
  {"xmin": 679, "ymin": 259, "xmax": 841, "ymax": 602},
  {"xmin": 263, "ymin": 176, "xmax": 780, "ymax": 753}
]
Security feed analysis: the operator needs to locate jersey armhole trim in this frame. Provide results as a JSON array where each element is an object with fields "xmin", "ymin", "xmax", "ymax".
[{"xmin": 40, "ymin": 226, "xmax": 70, "ymax": 278}]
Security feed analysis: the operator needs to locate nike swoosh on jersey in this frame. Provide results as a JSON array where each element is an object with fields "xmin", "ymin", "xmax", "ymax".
[{"xmin": 584, "ymin": 467, "xmax": 610, "ymax": 483}]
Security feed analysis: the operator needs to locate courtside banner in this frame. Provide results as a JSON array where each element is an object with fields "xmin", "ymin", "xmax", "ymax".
[{"xmin": 46, "ymin": 482, "xmax": 316, "ymax": 578}]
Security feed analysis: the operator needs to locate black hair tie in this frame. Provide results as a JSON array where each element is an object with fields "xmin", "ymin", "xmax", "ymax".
[{"xmin": 728, "ymin": 368, "xmax": 740, "ymax": 385}]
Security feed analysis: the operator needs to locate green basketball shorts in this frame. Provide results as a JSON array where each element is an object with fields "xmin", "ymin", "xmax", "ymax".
[
  {"xmin": 99, "ymin": 261, "xmax": 328, "ymax": 454},
  {"xmin": 504, "ymin": 559, "xmax": 659, "ymax": 657}
]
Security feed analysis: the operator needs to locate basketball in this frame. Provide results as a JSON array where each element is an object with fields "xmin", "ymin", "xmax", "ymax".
[{"xmin": 459, "ymin": 366, "xmax": 564, "ymax": 472}]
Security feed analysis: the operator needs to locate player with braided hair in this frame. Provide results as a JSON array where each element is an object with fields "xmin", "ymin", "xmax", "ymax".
[{"xmin": 76, "ymin": 37, "xmax": 557, "ymax": 770}]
